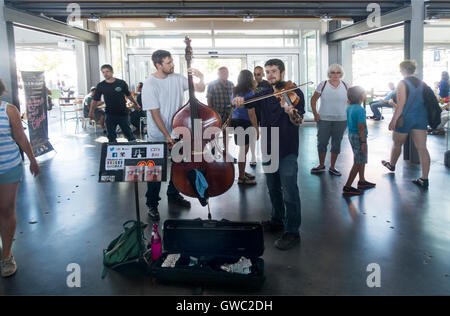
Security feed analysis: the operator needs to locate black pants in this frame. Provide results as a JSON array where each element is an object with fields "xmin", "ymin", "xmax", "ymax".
[{"xmin": 105, "ymin": 113, "xmax": 135, "ymax": 142}]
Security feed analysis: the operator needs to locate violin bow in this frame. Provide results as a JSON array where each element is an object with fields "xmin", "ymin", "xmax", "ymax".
[{"xmin": 222, "ymin": 81, "xmax": 314, "ymax": 129}]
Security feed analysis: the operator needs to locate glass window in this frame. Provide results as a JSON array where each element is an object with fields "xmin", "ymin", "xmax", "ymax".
[{"xmin": 110, "ymin": 31, "xmax": 123, "ymax": 79}]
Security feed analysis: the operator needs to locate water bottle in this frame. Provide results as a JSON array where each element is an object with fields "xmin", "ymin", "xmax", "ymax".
[{"xmin": 151, "ymin": 223, "xmax": 162, "ymax": 261}]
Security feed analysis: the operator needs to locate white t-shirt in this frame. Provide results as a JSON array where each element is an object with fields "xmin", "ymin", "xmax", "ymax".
[
  {"xmin": 142, "ymin": 73, "xmax": 189, "ymax": 141},
  {"xmin": 315, "ymin": 80, "xmax": 348, "ymax": 121}
]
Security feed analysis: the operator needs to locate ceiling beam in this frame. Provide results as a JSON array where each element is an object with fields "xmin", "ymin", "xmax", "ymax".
[
  {"xmin": 3, "ymin": 6, "xmax": 99, "ymax": 43},
  {"xmin": 327, "ymin": 5, "xmax": 412, "ymax": 43},
  {"xmin": 6, "ymin": 1, "xmax": 402, "ymax": 20}
]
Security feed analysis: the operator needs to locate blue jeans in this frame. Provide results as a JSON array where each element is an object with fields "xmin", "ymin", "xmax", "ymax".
[
  {"xmin": 105, "ymin": 113, "xmax": 135, "ymax": 143},
  {"xmin": 264, "ymin": 154, "xmax": 301, "ymax": 234},
  {"xmin": 145, "ymin": 163, "xmax": 180, "ymax": 208},
  {"xmin": 370, "ymin": 101, "xmax": 392, "ymax": 119}
]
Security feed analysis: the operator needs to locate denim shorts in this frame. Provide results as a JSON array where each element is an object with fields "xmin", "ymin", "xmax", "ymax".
[
  {"xmin": 0, "ymin": 163, "xmax": 24, "ymax": 184},
  {"xmin": 348, "ymin": 134, "xmax": 367, "ymax": 164}
]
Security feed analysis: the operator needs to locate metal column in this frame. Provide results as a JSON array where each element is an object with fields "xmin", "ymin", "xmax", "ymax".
[
  {"xmin": 0, "ymin": 0, "xmax": 19, "ymax": 107},
  {"xmin": 402, "ymin": 0, "xmax": 424, "ymax": 164}
]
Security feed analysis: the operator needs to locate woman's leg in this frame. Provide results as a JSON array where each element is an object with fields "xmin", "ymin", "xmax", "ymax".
[
  {"xmin": 316, "ymin": 120, "xmax": 331, "ymax": 167},
  {"xmin": 238, "ymin": 145, "xmax": 249, "ymax": 179},
  {"xmin": 0, "ymin": 182, "xmax": 20, "ymax": 260},
  {"xmin": 390, "ymin": 132, "xmax": 408, "ymax": 166},
  {"xmin": 329, "ymin": 121, "xmax": 347, "ymax": 170},
  {"xmin": 249, "ymin": 138, "xmax": 256, "ymax": 164},
  {"xmin": 410, "ymin": 129, "xmax": 430, "ymax": 179}
]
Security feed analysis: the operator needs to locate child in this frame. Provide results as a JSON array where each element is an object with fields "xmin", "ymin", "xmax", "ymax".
[{"xmin": 343, "ymin": 86, "xmax": 376, "ymax": 195}]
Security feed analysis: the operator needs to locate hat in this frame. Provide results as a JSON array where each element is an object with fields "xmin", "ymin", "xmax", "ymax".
[{"xmin": 90, "ymin": 86, "xmax": 96, "ymax": 91}]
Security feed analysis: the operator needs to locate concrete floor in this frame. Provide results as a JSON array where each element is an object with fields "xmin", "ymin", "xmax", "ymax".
[{"xmin": 1, "ymin": 109, "xmax": 449, "ymax": 295}]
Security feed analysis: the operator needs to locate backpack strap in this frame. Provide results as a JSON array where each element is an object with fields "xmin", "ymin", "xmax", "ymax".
[{"xmin": 342, "ymin": 81, "xmax": 348, "ymax": 91}]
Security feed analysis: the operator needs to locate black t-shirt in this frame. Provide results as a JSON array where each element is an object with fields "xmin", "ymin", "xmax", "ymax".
[
  {"xmin": 256, "ymin": 80, "xmax": 272, "ymax": 93},
  {"xmin": 93, "ymin": 79, "xmax": 130, "ymax": 116}
]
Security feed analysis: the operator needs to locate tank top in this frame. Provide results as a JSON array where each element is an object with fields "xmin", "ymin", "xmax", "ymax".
[{"xmin": 0, "ymin": 101, "xmax": 21, "ymax": 174}]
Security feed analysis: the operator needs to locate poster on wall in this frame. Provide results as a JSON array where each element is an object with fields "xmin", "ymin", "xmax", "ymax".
[
  {"xmin": 21, "ymin": 71, "xmax": 54, "ymax": 157},
  {"xmin": 99, "ymin": 142, "xmax": 167, "ymax": 182}
]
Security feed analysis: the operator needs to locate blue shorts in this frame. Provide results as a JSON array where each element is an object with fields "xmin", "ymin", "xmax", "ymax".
[
  {"xmin": 0, "ymin": 163, "xmax": 24, "ymax": 184},
  {"xmin": 348, "ymin": 134, "xmax": 368, "ymax": 164},
  {"xmin": 394, "ymin": 115, "xmax": 428, "ymax": 134}
]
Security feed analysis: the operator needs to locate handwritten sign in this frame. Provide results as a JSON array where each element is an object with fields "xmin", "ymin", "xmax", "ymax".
[{"xmin": 21, "ymin": 71, "xmax": 54, "ymax": 157}]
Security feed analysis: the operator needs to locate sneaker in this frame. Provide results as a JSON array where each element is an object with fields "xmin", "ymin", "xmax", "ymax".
[
  {"xmin": 168, "ymin": 195, "xmax": 191, "ymax": 208},
  {"xmin": 261, "ymin": 220, "xmax": 284, "ymax": 233},
  {"xmin": 373, "ymin": 117, "xmax": 382, "ymax": 121},
  {"xmin": 1, "ymin": 256, "xmax": 17, "ymax": 278},
  {"xmin": 357, "ymin": 181, "xmax": 376, "ymax": 189},
  {"xmin": 274, "ymin": 232, "xmax": 300, "ymax": 250},
  {"xmin": 250, "ymin": 162, "xmax": 257, "ymax": 168},
  {"xmin": 147, "ymin": 206, "xmax": 160, "ymax": 221},
  {"xmin": 343, "ymin": 186, "xmax": 363, "ymax": 195},
  {"xmin": 412, "ymin": 178, "xmax": 429, "ymax": 189},
  {"xmin": 311, "ymin": 165, "xmax": 326, "ymax": 174},
  {"xmin": 328, "ymin": 168, "xmax": 342, "ymax": 176},
  {"xmin": 381, "ymin": 160, "xmax": 395, "ymax": 172}
]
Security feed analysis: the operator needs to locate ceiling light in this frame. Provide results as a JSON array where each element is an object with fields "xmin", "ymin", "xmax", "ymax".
[
  {"xmin": 141, "ymin": 22, "xmax": 156, "ymax": 27},
  {"xmin": 109, "ymin": 22, "xmax": 123, "ymax": 28},
  {"xmin": 243, "ymin": 14, "xmax": 254, "ymax": 23},
  {"xmin": 425, "ymin": 15, "xmax": 440, "ymax": 23},
  {"xmin": 88, "ymin": 14, "xmax": 100, "ymax": 22},
  {"xmin": 166, "ymin": 14, "xmax": 177, "ymax": 23},
  {"xmin": 320, "ymin": 14, "xmax": 332, "ymax": 22}
]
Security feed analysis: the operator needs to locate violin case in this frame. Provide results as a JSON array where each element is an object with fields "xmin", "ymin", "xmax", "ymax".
[{"xmin": 151, "ymin": 218, "xmax": 265, "ymax": 290}]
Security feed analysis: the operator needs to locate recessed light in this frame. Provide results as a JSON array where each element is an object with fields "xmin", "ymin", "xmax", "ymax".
[
  {"xmin": 243, "ymin": 14, "xmax": 254, "ymax": 23},
  {"xmin": 166, "ymin": 15, "xmax": 177, "ymax": 23},
  {"xmin": 141, "ymin": 22, "xmax": 156, "ymax": 27},
  {"xmin": 109, "ymin": 22, "xmax": 123, "ymax": 28}
]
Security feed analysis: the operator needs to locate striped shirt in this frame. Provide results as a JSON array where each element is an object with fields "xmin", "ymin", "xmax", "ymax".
[{"xmin": 0, "ymin": 101, "xmax": 21, "ymax": 174}]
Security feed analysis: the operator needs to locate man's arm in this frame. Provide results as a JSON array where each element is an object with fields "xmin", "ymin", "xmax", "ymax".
[
  {"xmin": 150, "ymin": 109, "xmax": 174, "ymax": 147},
  {"xmin": 127, "ymin": 94, "xmax": 140, "ymax": 111}
]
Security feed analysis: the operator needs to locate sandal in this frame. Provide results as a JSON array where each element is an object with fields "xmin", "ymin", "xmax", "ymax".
[
  {"xmin": 245, "ymin": 172, "xmax": 255, "ymax": 179},
  {"xmin": 381, "ymin": 160, "xmax": 395, "ymax": 172},
  {"xmin": 238, "ymin": 176, "xmax": 256, "ymax": 185}
]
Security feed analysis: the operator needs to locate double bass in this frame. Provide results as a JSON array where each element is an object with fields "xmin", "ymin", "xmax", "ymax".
[{"xmin": 171, "ymin": 36, "xmax": 235, "ymax": 198}]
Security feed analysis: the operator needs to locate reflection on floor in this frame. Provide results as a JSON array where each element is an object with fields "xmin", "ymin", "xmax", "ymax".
[{"xmin": 2, "ymin": 110, "xmax": 450, "ymax": 295}]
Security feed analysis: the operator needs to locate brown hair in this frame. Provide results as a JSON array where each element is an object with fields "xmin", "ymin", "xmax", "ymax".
[
  {"xmin": 399, "ymin": 60, "xmax": 416, "ymax": 75},
  {"xmin": 0, "ymin": 79, "xmax": 6, "ymax": 96},
  {"xmin": 347, "ymin": 86, "xmax": 365, "ymax": 105}
]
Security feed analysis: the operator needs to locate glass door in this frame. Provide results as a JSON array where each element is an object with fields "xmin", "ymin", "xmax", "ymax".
[{"xmin": 303, "ymin": 31, "xmax": 318, "ymax": 113}]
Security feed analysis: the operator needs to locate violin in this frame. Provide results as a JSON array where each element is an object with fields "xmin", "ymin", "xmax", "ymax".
[
  {"xmin": 274, "ymin": 80, "xmax": 303, "ymax": 123},
  {"xmin": 171, "ymin": 36, "xmax": 235, "ymax": 199},
  {"xmin": 222, "ymin": 81, "xmax": 312, "ymax": 129}
]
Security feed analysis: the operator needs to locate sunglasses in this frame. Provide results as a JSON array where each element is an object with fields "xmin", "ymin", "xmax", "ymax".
[
  {"xmin": 330, "ymin": 72, "xmax": 342, "ymax": 74},
  {"xmin": 254, "ymin": 73, "xmax": 262, "ymax": 76}
]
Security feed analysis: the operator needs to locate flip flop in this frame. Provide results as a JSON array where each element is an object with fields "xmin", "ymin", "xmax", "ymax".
[{"xmin": 245, "ymin": 172, "xmax": 255, "ymax": 179}]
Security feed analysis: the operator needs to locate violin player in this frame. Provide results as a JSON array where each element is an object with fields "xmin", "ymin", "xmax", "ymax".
[{"xmin": 231, "ymin": 59, "xmax": 304, "ymax": 250}]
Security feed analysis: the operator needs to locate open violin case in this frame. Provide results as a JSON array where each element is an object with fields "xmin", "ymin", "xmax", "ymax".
[{"xmin": 151, "ymin": 218, "xmax": 265, "ymax": 290}]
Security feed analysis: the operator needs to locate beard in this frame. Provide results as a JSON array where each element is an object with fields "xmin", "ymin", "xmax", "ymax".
[{"xmin": 163, "ymin": 68, "xmax": 175, "ymax": 75}]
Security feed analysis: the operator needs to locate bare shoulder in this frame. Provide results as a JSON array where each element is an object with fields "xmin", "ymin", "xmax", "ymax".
[{"xmin": 5, "ymin": 103, "xmax": 21, "ymax": 121}]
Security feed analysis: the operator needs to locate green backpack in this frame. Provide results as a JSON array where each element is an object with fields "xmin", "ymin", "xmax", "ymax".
[{"xmin": 102, "ymin": 220, "xmax": 147, "ymax": 278}]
